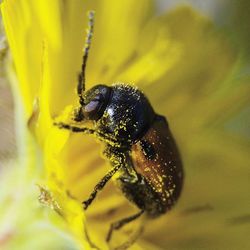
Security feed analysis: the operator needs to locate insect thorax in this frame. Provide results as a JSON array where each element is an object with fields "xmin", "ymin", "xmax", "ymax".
[{"xmin": 96, "ymin": 83, "xmax": 155, "ymax": 145}]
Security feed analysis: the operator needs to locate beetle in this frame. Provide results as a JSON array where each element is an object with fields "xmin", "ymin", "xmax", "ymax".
[{"xmin": 55, "ymin": 11, "xmax": 183, "ymax": 245}]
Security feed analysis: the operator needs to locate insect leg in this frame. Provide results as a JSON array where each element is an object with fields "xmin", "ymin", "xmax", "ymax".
[
  {"xmin": 82, "ymin": 151, "xmax": 126, "ymax": 210},
  {"xmin": 54, "ymin": 122, "xmax": 117, "ymax": 145},
  {"xmin": 54, "ymin": 122, "xmax": 93, "ymax": 132},
  {"xmin": 106, "ymin": 210, "xmax": 144, "ymax": 242},
  {"xmin": 113, "ymin": 225, "xmax": 144, "ymax": 250}
]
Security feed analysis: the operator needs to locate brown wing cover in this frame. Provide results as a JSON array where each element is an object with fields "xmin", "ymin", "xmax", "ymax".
[{"xmin": 131, "ymin": 117, "xmax": 183, "ymax": 210}]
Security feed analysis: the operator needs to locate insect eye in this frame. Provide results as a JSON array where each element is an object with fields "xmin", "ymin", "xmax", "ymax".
[
  {"xmin": 83, "ymin": 96, "xmax": 102, "ymax": 120},
  {"xmin": 84, "ymin": 99, "xmax": 100, "ymax": 113},
  {"xmin": 81, "ymin": 85, "xmax": 111, "ymax": 121}
]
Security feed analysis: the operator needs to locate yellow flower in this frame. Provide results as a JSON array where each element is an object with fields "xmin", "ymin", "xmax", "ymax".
[{"xmin": 1, "ymin": 0, "xmax": 250, "ymax": 249}]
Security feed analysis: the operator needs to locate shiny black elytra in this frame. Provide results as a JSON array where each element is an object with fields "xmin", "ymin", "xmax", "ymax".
[{"xmin": 55, "ymin": 11, "xmax": 183, "ymax": 245}]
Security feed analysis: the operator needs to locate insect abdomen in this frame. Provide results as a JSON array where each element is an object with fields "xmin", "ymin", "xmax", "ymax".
[{"xmin": 131, "ymin": 116, "xmax": 183, "ymax": 213}]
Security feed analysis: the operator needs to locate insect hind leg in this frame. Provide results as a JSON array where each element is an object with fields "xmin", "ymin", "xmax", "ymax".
[
  {"xmin": 113, "ymin": 225, "xmax": 144, "ymax": 250},
  {"xmin": 106, "ymin": 210, "xmax": 144, "ymax": 243}
]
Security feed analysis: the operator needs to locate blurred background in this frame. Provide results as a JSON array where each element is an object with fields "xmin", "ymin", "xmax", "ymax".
[
  {"xmin": 0, "ymin": 17, "xmax": 16, "ymax": 169},
  {"xmin": 155, "ymin": 0, "xmax": 250, "ymax": 140}
]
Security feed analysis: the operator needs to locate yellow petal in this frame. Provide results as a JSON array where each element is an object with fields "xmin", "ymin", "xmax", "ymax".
[
  {"xmin": 86, "ymin": 0, "xmax": 154, "ymax": 85},
  {"xmin": 1, "ymin": 0, "xmax": 43, "ymax": 116}
]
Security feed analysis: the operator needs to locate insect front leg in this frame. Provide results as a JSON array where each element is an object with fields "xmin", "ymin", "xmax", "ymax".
[
  {"xmin": 82, "ymin": 148, "xmax": 126, "ymax": 210},
  {"xmin": 54, "ymin": 122, "xmax": 117, "ymax": 146}
]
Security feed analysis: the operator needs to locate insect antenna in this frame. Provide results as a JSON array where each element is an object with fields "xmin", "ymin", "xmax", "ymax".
[{"xmin": 77, "ymin": 10, "xmax": 95, "ymax": 106}]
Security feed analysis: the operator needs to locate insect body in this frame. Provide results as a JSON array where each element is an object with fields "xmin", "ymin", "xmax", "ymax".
[{"xmin": 55, "ymin": 11, "xmax": 183, "ymax": 245}]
